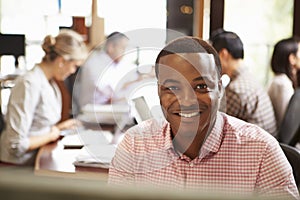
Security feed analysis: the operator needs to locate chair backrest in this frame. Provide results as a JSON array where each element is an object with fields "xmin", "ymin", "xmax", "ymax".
[
  {"xmin": 280, "ymin": 143, "xmax": 300, "ymax": 188},
  {"xmin": 278, "ymin": 89, "xmax": 300, "ymax": 146},
  {"xmin": 0, "ymin": 106, "xmax": 5, "ymax": 134},
  {"xmin": 65, "ymin": 68, "xmax": 81, "ymax": 117}
]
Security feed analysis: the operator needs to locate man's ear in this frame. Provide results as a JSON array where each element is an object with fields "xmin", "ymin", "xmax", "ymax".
[
  {"xmin": 219, "ymin": 48, "xmax": 229, "ymax": 59},
  {"xmin": 218, "ymin": 79, "xmax": 224, "ymax": 99},
  {"xmin": 157, "ymin": 81, "xmax": 161, "ymax": 95},
  {"xmin": 106, "ymin": 43, "xmax": 114, "ymax": 57}
]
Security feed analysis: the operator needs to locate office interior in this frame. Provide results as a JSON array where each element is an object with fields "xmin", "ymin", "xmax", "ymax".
[{"xmin": 0, "ymin": 0, "xmax": 300, "ymax": 199}]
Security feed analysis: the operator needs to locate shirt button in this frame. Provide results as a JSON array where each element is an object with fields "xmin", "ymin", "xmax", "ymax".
[{"xmin": 189, "ymin": 163, "xmax": 194, "ymax": 167}]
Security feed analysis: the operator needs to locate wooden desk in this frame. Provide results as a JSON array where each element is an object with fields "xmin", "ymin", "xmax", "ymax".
[{"xmin": 34, "ymin": 137, "xmax": 109, "ymax": 182}]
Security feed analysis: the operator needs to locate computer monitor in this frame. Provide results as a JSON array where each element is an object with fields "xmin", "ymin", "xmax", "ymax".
[{"xmin": 0, "ymin": 33, "xmax": 25, "ymax": 67}]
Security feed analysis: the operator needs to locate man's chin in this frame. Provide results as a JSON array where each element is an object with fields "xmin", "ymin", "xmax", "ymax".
[{"xmin": 174, "ymin": 127, "xmax": 199, "ymax": 139}]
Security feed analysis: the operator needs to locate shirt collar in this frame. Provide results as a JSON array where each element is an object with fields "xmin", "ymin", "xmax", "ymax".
[
  {"xmin": 163, "ymin": 121, "xmax": 174, "ymax": 151},
  {"xmin": 100, "ymin": 50, "xmax": 118, "ymax": 67},
  {"xmin": 162, "ymin": 112, "xmax": 225, "ymax": 158},
  {"xmin": 35, "ymin": 65, "xmax": 50, "ymax": 84},
  {"xmin": 200, "ymin": 112, "xmax": 224, "ymax": 157},
  {"xmin": 230, "ymin": 65, "xmax": 248, "ymax": 81}
]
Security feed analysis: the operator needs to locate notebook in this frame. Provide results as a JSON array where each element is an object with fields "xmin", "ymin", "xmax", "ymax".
[
  {"xmin": 73, "ymin": 144, "xmax": 117, "ymax": 168},
  {"xmin": 60, "ymin": 129, "xmax": 112, "ymax": 148}
]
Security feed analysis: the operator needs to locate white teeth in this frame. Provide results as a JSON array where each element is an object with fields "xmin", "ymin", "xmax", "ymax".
[{"xmin": 178, "ymin": 112, "xmax": 199, "ymax": 118}]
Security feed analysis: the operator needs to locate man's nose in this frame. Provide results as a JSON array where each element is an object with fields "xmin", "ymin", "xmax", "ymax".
[{"xmin": 177, "ymin": 87, "xmax": 198, "ymax": 106}]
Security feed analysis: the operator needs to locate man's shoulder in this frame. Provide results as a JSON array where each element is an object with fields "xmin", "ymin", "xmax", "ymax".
[
  {"xmin": 126, "ymin": 118, "xmax": 167, "ymax": 137},
  {"xmin": 222, "ymin": 113, "xmax": 277, "ymax": 144},
  {"xmin": 82, "ymin": 50, "xmax": 111, "ymax": 69},
  {"xmin": 229, "ymin": 72, "xmax": 259, "ymax": 94},
  {"xmin": 227, "ymin": 71, "xmax": 270, "ymax": 104},
  {"xmin": 119, "ymin": 118, "xmax": 169, "ymax": 152}
]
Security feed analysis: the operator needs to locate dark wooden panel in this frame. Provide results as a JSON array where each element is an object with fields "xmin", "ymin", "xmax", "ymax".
[
  {"xmin": 167, "ymin": 0, "xmax": 194, "ymax": 41},
  {"xmin": 209, "ymin": 0, "xmax": 224, "ymax": 37},
  {"xmin": 293, "ymin": 0, "xmax": 300, "ymax": 37}
]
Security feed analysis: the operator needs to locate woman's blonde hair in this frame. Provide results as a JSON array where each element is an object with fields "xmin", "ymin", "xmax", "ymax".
[{"xmin": 41, "ymin": 29, "xmax": 88, "ymax": 62}]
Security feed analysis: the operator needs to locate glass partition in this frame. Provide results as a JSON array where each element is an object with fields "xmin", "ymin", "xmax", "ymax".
[{"xmin": 224, "ymin": 0, "xmax": 294, "ymax": 86}]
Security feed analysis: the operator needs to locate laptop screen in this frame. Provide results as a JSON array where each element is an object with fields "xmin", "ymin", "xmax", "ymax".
[{"xmin": 131, "ymin": 96, "xmax": 153, "ymax": 123}]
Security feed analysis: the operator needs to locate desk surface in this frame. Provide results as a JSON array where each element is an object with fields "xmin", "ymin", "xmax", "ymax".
[{"xmin": 34, "ymin": 132, "xmax": 110, "ymax": 182}]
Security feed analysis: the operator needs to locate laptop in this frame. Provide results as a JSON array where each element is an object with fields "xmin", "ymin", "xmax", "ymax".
[{"xmin": 131, "ymin": 96, "xmax": 153, "ymax": 123}]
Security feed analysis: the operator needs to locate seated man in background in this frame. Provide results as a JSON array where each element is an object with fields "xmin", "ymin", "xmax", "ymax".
[
  {"xmin": 75, "ymin": 31, "xmax": 130, "ymax": 111},
  {"xmin": 209, "ymin": 29, "xmax": 277, "ymax": 137},
  {"xmin": 108, "ymin": 36, "xmax": 299, "ymax": 199}
]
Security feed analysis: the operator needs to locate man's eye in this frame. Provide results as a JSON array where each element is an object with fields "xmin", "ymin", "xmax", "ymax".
[
  {"xmin": 195, "ymin": 84, "xmax": 208, "ymax": 90},
  {"xmin": 167, "ymin": 86, "xmax": 179, "ymax": 91},
  {"xmin": 160, "ymin": 85, "xmax": 179, "ymax": 92}
]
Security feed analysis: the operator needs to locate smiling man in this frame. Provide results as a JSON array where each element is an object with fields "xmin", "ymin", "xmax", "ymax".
[
  {"xmin": 108, "ymin": 37, "xmax": 299, "ymax": 199},
  {"xmin": 157, "ymin": 48, "xmax": 221, "ymax": 160}
]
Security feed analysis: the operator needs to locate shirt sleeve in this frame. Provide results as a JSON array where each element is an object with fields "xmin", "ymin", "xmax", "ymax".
[
  {"xmin": 275, "ymin": 83, "xmax": 294, "ymax": 125},
  {"xmin": 226, "ymin": 87, "xmax": 262, "ymax": 123},
  {"xmin": 5, "ymin": 78, "xmax": 40, "ymax": 157},
  {"xmin": 255, "ymin": 142, "xmax": 299, "ymax": 199}
]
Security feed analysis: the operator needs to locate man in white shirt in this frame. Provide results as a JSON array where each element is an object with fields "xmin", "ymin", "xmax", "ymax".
[{"xmin": 75, "ymin": 32, "xmax": 130, "ymax": 111}]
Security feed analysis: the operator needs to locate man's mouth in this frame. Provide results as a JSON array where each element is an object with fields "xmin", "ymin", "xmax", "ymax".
[{"xmin": 178, "ymin": 112, "xmax": 200, "ymax": 118}]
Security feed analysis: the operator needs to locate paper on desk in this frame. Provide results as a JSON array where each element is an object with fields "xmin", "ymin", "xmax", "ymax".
[
  {"xmin": 60, "ymin": 126, "xmax": 85, "ymax": 136},
  {"xmin": 61, "ymin": 129, "xmax": 112, "ymax": 148},
  {"xmin": 78, "ymin": 104, "xmax": 130, "ymax": 124},
  {"xmin": 73, "ymin": 144, "xmax": 117, "ymax": 168}
]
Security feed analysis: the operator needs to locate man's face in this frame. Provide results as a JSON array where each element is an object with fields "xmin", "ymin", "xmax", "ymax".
[
  {"xmin": 109, "ymin": 38, "xmax": 128, "ymax": 63},
  {"xmin": 158, "ymin": 53, "xmax": 221, "ymax": 150}
]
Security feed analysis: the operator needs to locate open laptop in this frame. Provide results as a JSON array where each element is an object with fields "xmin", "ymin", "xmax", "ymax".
[
  {"xmin": 131, "ymin": 96, "xmax": 153, "ymax": 124},
  {"xmin": 111, "ymin": 96, "xmax": 165, "ymax": 144}
]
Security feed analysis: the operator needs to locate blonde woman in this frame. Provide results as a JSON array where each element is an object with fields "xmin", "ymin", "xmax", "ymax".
[{"xmin": 0, "ymin": 29, "xmax": 88, "ymax": 165}]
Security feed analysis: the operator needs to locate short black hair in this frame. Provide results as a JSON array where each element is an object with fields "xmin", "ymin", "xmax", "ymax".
[
  {"xmin": 209, "ymin": 29, "xmax": 244, "ymax": 59},
  {"xmin": 106, "ymin": 31, "xmax": 128, "ymax": 45},
  {"xmin": 155, "ymin": 36, "xmax": 222, "ymax": 78}
]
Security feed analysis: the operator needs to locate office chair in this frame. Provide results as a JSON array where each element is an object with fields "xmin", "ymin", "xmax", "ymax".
[
  {"xmin": 280, "ymin": 143, "xmax": 300, "ymax": 188},
  {"xmin": 0, "ymin": 105, "xmax": 5, "ymax": 134},
  {"xmin": 64, "ymin": 67, "xmax": 81, "ymax": 117},
  {"xmin": 278, "ymin": 89, "xmax": 300, "ymax": 146}
]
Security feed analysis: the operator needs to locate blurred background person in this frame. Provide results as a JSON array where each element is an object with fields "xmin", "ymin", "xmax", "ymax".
[
  {"xmin": 268, "ymin": 36, "xmax": 300, "ymax": 130},
  {"xmin": 75, "ymin": 31, "xmax": 129, "ymax": 112},
  {"xmin": 0, "ymin": 29, "xmax": 88, "ymax": 166},
  {"xmin": 209, "ymin": 29, "xmax": 277, "ymax": 137}
]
